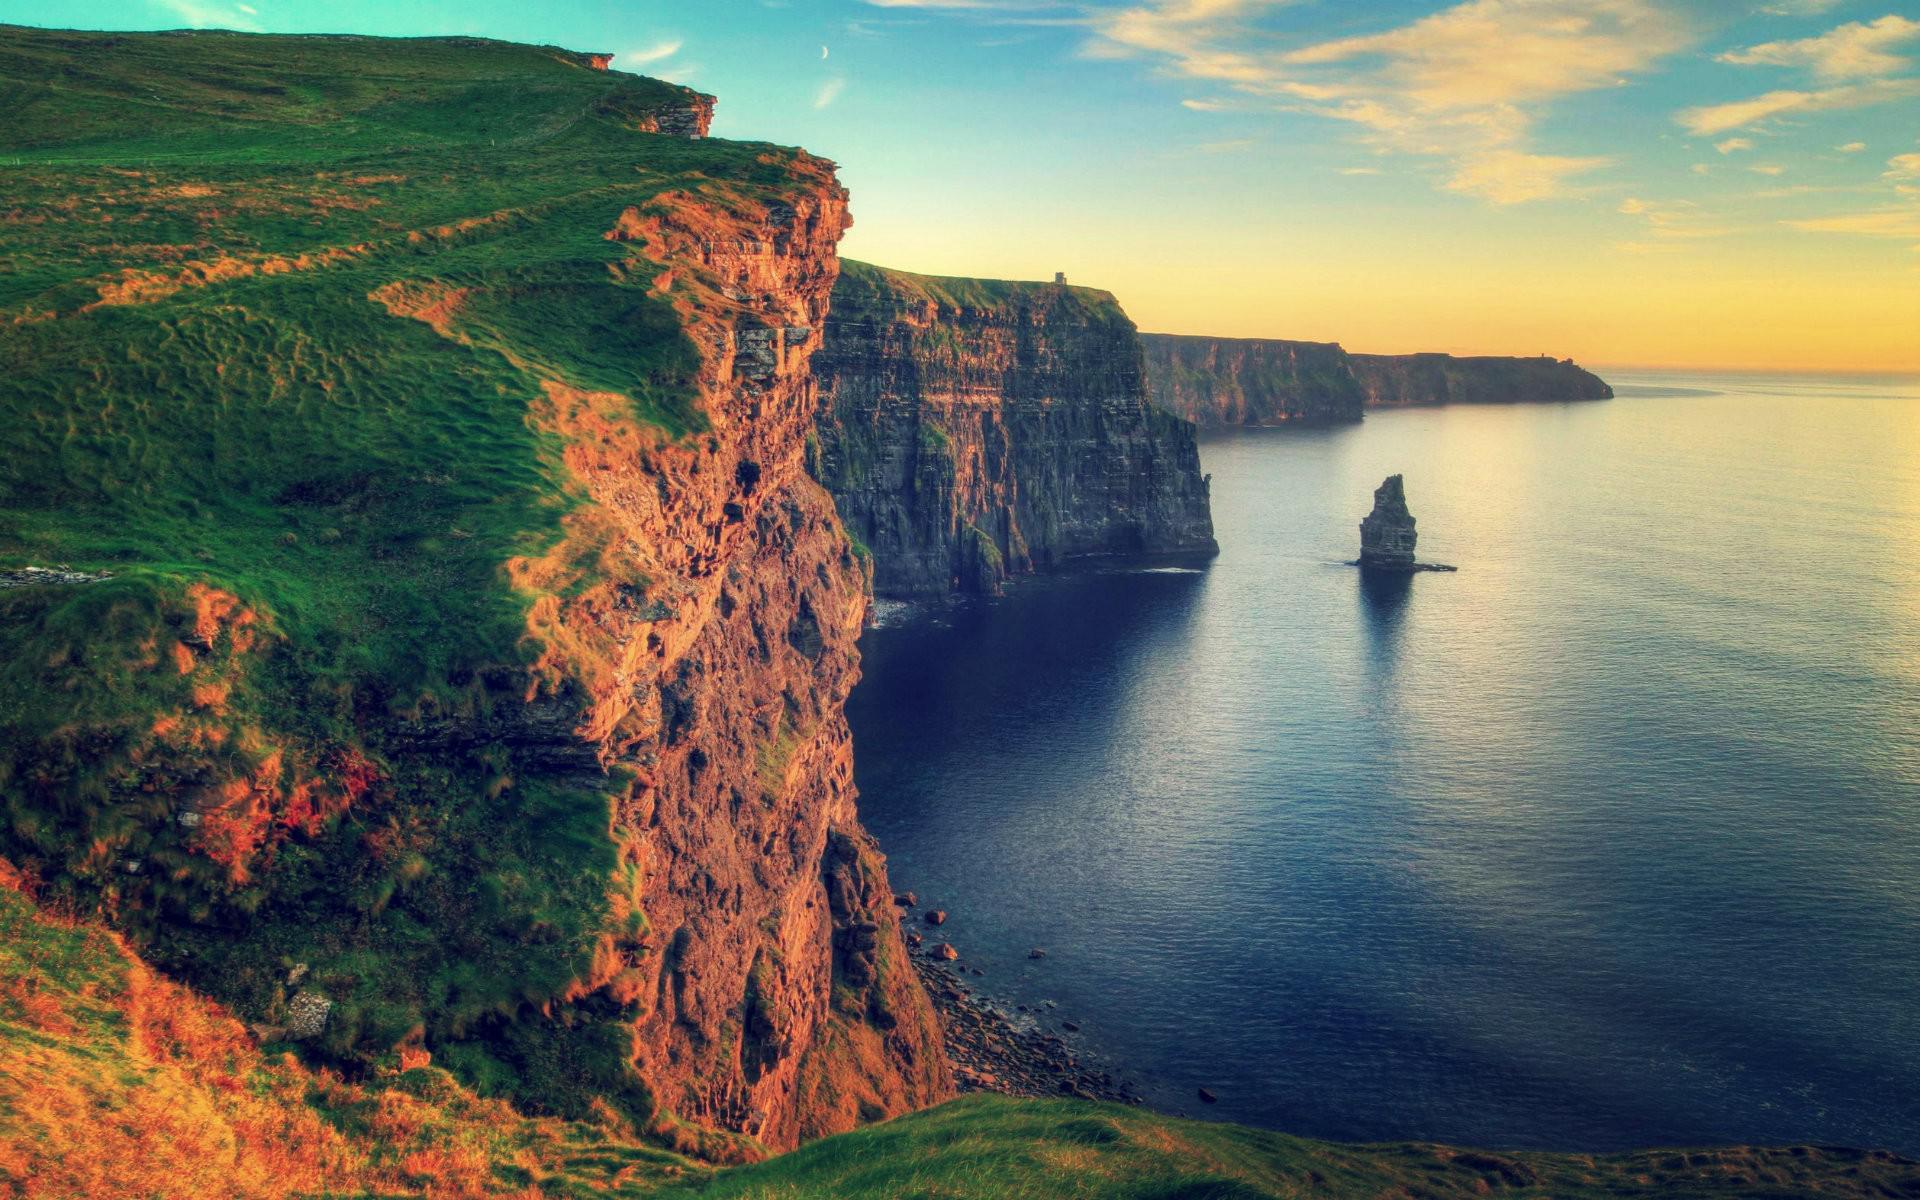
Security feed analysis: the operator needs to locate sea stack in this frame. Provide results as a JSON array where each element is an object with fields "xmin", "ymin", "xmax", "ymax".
[{"xmin": 1359, "ymin": 475, "xmax": 1419, "ymax": 570}]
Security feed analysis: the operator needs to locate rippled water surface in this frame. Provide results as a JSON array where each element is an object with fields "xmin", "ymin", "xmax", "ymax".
[{"xmin": 847, "ymin": 371, "xmax": 1920, "ymax": 1153}]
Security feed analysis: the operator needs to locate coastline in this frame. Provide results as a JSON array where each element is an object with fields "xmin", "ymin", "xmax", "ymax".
[{"xmin": 906, "ymin": 938, "xmax": 1148, "ymax": 1108}]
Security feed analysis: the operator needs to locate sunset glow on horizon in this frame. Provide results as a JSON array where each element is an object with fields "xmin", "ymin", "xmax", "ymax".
[{"xmin": 9, "ymin": 0, "xmax": 1918, "ymax": 372}]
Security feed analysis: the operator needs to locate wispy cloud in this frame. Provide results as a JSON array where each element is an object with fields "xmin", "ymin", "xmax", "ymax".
[
  {"xmin": 1715, "ymin": 136, "xmax": 1753, "ymax": 153},
  {"xmin": 1786, "ymin": 207, "xmax": 1920, "ymax": 244},
  {"xmin": 1677, "ymin": 77, "xmax": 1920, "ymax": 135},
  {"xmin": 1837, "ymin": 140, "xmax": 1867, "ymax": 152},
  {"xmin": 1887, "ymin": 152, "xmax": 1920, "ymax": 179},
  {"xmin": 1718, "ymin": 15, "xmax": 1920, "ymax": 81},
  {"xmin": 153, "ymin": 0, "xmax": 262, "ymax": 30},
  {"xmin": 1080, "ymin": 0, "xmax": 1690, "ymax": 204},
  {"xmin": 1748, "ymin": 163, "xmax": 1786, "ymax": 175},
  {"xmin": 1618, "ymin": 195, "xmax": 1731, "ymax": 239},
  {"xmin": 815, "ymin": 77, "xmax": 847, "ymax": 109},
  {"xmin": 624, "ymin": 39, "xmax": 685, "ymax": 66}
]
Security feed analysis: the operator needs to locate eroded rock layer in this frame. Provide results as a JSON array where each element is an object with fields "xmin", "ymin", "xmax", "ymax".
[
  {"xmin": 1142, "ymin": 332, "xmax": 1612, "ymax": 428},
  {"xmin": 811, "ymin": 263, "xmax": 1217, "ymax": 596}
]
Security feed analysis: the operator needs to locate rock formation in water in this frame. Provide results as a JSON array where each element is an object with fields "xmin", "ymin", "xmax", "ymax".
[
  {"xmin": 0, "ymin": 28, "xmax": 941, "ymax": 1155},
  {"xmin": 810, "ymin": 262, "xmax": 1218, "ymax": 596},
  {"xmin": 1358, "ymin": 475, "xmax": 1419, "ymax": 570},
  {"xmin": 1141, "ymin": 332, "xmax": 1611, "ymax": 429}
]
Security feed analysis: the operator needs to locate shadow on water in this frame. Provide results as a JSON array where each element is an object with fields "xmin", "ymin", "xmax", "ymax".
[
  {"xmin": 853, "ymin": 565, "xmax": 1214, "ymax": 782},
  {"xmin": 1356, "ymin": 568, "xmax": 1412, "ymax": 672}
]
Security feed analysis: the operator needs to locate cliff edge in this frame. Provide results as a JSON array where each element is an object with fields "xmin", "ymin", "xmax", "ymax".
[
  {"xmin": 0, "ymin": 25, "xmax": 943, "ymax": 1154},
  {"xmin": 1142, "ymin": 332, "xmax": 1611, "ymax": 428},
  {"xmin": 812, "ymin": 262, "xmax": 1217, "ymax": 596}
]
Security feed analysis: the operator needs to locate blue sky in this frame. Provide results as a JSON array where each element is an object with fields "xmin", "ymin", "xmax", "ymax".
[{"xmin": 7, "ymin": 1, "xmax": 1918, "ymax": 368}]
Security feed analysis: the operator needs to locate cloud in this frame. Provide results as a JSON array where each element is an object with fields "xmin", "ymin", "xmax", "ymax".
[
  {"xmin": 1718, "ymin": 15, "xmax": 1920, "ymax": 81},
  {"xmin": 1677, "ymin": 77, "xmax": 1920, "ymax": 134},
  {"xmin": 153, "ymin": 0, "xmax": 262, "ymax": 30},
  {"xmin": 1182, "ymin": 97, "xmax": 1230, "ymax": 111},
  {"xmin": 815, "ymin": 77, "xmax": 847, "ymax": 108},
  {"xmin": 1338, "ymin": 166, "xmax": 1381, "ymax": 175},
  {"xmin": 1082, "ymin": 0, "xmax": 1689, "ymax": 204},
  {"xmin": 1441, "ymin": 149, "xmax": 1612, "ymax": 204},
  {"xmin": 1617, "ymin": 194, "xmax": 1731, "ymax": 239},
  {"xmin": 1748, "ymin": 163, "xmax": 1786, "ymax": 174},
  {"xmin": 1837, "ymin": 140, "xmax": 1867, "ymax": 151},
  {"xmin": 624, "ymin": 39, "xmax": 685, "ymax": 65},
  {"xmin": 1715, "ymin": 136, "xmax": 1753, "ymax": 153},
  {"xmin": 1887, "ymin": 153, "xmax": 1920, "ymax": 178},
  {"xmin": 1786, "ymin": 208, "xmax": 1920, "ymax": 241}
]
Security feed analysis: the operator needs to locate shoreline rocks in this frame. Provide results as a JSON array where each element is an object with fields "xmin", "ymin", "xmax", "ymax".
[{"xmin": 912, "ymin": 952, "xmax": 1146, "ymax": 1107}]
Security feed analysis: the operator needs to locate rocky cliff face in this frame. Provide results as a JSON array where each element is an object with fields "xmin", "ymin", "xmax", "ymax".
[
  {"xmin": 811, "ymin": 263, "xmax": 1217, "ymax": 596},
  {"xmin": 1350, "ymin": 352, "xmax": 1612, "ymax": 408},
  {"xmin": 1140, "ymin": 334, "xmax": 1364, "ymax": 427},
  {"xmin": 0, "ymin": 29, "xmax": 941, "ymax": 1157},
  {"xmin": 1141, "ymin": 333, "xmax": 1611, "ymax": 428},
  {"xmin": 575, "ymin": 188, "xmax": 948, "ymax": 1152}
]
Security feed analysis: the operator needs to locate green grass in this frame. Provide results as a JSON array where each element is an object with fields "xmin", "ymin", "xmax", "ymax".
[
  {"xmin": 652, "ymin": 1094, "xmax": 1920, "ymax": 1199},
  {"xmin": 0, "ymin": 23, "xmax": 813, "ymax": 1112},
  {"xmin": 835, "ymin": 258, "xmax": 1128, "ymax": 322}
]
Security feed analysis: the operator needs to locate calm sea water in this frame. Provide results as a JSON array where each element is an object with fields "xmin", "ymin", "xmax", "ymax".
[{"xmin": 846, "ymin": 371, "xmax": 1920, "ymax": 1154}]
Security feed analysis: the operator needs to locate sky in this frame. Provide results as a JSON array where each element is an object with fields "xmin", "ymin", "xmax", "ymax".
[{"xmin": 7, "ymin": 1, "xmax": 1920, "ymax": 371}]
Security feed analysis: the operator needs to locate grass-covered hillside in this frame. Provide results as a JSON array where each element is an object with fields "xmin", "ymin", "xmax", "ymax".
[
  {"xmin": 7, "ymin": 869, "xmax": 1915, "ymax": 1198},
  {"xmin": 0, "ymin": 23, "xmax": 825, "ymax": 1126}
]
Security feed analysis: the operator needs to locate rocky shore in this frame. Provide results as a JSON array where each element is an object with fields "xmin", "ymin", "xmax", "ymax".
[{"xmin": 900, "ymin": 920, "xmax": 1147, "ymax": 1107}]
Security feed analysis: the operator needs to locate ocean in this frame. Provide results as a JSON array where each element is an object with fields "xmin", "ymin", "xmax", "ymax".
[{"xmin": 846, "ymin": 371, "xmax": 1920, "ymax": 1153}]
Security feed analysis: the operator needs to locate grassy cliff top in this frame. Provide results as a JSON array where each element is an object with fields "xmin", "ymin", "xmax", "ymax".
[
  {"xmin": 0, "ymin": 25, "xmax": 828, "ymax": 1096},
  {"xmin": 0, "ymin": 24, "xmax": 705, "ymax": 160},
  {"xmin": 834, "ymin": 258, "xmax": 1130, "ymax": 324}
]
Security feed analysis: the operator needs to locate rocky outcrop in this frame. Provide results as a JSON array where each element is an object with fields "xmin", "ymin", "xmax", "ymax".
[
  {"xmin": 646, "ymin": 93, "xmax": 715, "ymax": 138},
  {"xmin": 1358, "ymin": 475, "xmax": 1418, "ymax": 570},
  {"xmin": 810, "ymin": 263, "xmax": 1217, "ymax": 597},
  {"xmin": 393, "ymin": 167, "xmax": 940, "ymax": 1152},
  {"xmin": 1141, "ymin": 333, "xmax": 1611, "ymax": 429}
]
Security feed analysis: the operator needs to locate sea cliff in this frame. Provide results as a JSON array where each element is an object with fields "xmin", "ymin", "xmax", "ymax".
[
  {"xmin": 811, "ymin": 263, "xmax": 1217, "ymax": 596},
  {"xmin": 1141, "ymin": 332, "xmax": 1611, "ymax": 428},
  {"xmin": 0, "ymin": 26, "xmax": 942, "ymax": 1154}
]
